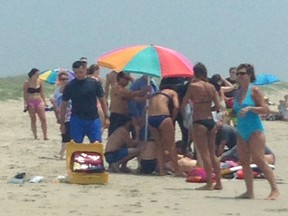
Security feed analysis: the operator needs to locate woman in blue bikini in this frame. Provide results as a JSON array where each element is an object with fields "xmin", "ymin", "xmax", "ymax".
[
  {"xmin": 234, "ymin": 64, "xmax": 279, "ymax": 200},
  {"xmin": 148, "ymin": 84, "xmax": 181, "ymax": 176}
]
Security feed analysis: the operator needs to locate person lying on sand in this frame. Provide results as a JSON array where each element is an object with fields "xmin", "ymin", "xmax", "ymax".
[
  {"xmin": 139, "ymin": 140, "xmax": 197, "ymax": 176},
  {"xmin": 220, "ymin": 145, "xmax": 275, "ymax": 165}
]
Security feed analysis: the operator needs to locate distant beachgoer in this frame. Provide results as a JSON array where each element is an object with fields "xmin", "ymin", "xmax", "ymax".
[
  {"xmin": 233, "ymin": 63, "xmax": 279, "ymax": 200},
  {"xmin": 278, "ymin": 99, "xmax": 288, "ymax": 121},
  {"xmin": 210, "ymin": 73, "xmax": 237, "ymax": 126},
  {"xmin": 51, "ymin": 71, "xmax": 71, "ymax": 159},
  {"xmin": 108, "ymin": 72, "xmax": 148, "ymax": 136},
  {"xmin": 105, "ymin": 70, "xmax": 118, "ymax": 107},
  {"xmin": 79, "ymin": 57, "xmax": 88, "ymax": 72},
  {"xmin": 210, "ymin": 74, "xmax": 235, "ymax": 110},
  {"xmin": 148, "ymin": 84, "xmax": 181, "ymax": 176},
  {"xmin": 104, "ymin": 116, "xmax": 139, "ymax": 173},
  {"xmin": 224, "ymin": 67, "xmax": 239, "ymax": 125},
  {"xmin": 224, "ymin": 67, "xmax": 238, "ymax": 98},
  {"xmin": 60, "ymin": 61, "xmax": 110, "ymax": 143},
  {"xmin": 182, "ymin": 62, "xmax": 222, "ymax": 190},
  {"xmin": 88, "ymin": 64, "xmax": 105, "ymax": 132},
  {"xmin": 23, "ymin": 68, "xmax": 48, "ymax": 140}
]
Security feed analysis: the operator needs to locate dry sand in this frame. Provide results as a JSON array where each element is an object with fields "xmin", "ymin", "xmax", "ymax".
[{"xmin": 0, "ymin": 91, "xmax": 287, "ymax": 216}]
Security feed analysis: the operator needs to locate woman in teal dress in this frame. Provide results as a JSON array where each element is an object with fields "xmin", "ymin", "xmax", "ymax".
[{"xmin": 233, "ymin": 64, "xmax": 279, "ymax": 200}]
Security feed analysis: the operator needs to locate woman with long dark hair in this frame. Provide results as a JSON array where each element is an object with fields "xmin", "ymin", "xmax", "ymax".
[{"xmin": 23, "ymin": 68, "xmax": 48, "ymax": 140}]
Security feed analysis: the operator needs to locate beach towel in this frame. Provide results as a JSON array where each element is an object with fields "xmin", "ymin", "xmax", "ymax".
[
  {"xmin": 186, "ymin": 167, "xmax": 215, "ymax": 183},
  {"xmin": 221, "ymin": 163, "xmax": 275, "ymax": 179}
]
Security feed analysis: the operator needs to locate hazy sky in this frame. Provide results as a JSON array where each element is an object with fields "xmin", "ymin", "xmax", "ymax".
[{"xmin": 1, "ymin": 0, "xmax": 288, "ymax": 81}]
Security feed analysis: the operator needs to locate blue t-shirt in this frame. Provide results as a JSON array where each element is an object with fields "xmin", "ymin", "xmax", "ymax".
[
  {"xmin": 62, "ymin": 77, "xmax": 104, "ymax": 119},
  {"xmin": 128, "ymin": 77, "xmax": 159, "ymax": 118}
]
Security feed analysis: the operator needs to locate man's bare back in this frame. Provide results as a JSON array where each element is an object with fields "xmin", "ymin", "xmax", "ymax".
[{"xmin": 105, "ymin": 126, "xmax": 135, "ymax": 152}]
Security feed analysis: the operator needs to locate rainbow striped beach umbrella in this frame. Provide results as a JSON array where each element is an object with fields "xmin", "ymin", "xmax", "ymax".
[
  {"xmin": 39, "ymin": 68, "xmax": 75, "ymax": 84},
  {"xmin": 97, "ymin": 44, "xmax": 194, "ymax": 78}
]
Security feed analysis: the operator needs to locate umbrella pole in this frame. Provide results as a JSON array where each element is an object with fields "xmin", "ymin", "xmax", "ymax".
[{"xmin": 144, "ymin": 76, "xmax": 151, "ymax": 141}]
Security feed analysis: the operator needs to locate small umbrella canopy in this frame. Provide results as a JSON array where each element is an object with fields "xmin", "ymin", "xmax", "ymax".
[
  {"xmin": 97, "ymin": 44, "xmax": 194, "ymax": 78},
  {"xmin": 39, "ymin": 68, "xmax": 75, "ymax": 84},
  {"xmin": 254, "ymin": 73, "xmax": 280, "ymax": 85}
]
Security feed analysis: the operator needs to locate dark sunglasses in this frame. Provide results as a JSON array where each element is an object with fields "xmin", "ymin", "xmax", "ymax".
[{"xmin": 236, "ymin": 72, "xmax": 247, "ymax": 76}]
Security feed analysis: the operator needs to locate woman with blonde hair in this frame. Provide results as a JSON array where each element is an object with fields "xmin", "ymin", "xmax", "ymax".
[
  {"xmin": 23, "ymin": 68, "xmax": 48, "ymax": 140},
  {"xmin": 51, "ymin": 71, "xmax": 71, "ymax": 159}
]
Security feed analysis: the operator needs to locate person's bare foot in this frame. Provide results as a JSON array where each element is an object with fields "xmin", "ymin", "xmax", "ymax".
[
  {"xmin": 214, "ymin": 182, "xmax": 223, "ymax": 190},
  {"xmin": 265, "ymin": 190, "xmax": 279, "ymax": 200},
  {"xmin": 44, "ymin": 137, "xmax": 49, "ymax": 140},
  {"xmin": 235, "ymin": 192, "xmax": 254, "ymax": 199},
  {"xmin": 196, "ymin": 184, "xmax": 214, "ymax": 190}
]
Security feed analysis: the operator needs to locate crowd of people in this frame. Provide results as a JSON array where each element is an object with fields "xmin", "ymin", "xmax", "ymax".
[{"xmin": 22, "ymin": 58, "xmax": 280, "ymax": 200}]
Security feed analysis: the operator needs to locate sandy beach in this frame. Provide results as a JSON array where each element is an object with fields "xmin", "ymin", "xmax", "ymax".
[{"xmin": 0, "ymin": 90, "xmax": 287, "ymax": 215}]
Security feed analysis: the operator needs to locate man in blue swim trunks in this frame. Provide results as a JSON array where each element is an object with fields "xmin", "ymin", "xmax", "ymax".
[
  {"xmin": 105, "ymin": 116, "xmax": 139, "ymax": 173},
  {"xmin": 60, "ymin": 61, "xmax": 110, "ymax": 143}
]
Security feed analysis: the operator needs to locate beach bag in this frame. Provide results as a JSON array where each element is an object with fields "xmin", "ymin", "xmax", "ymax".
[
  {"xmin": 71, "ymin": 151, "xmax": 105, "ymax": 173},
  {"xmin": 186, "ymin": 167, "xmax": 215, "ymax": 183}
]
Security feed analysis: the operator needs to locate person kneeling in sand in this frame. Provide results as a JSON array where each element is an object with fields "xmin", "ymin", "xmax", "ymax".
[
  {"xmin": 139, "ymin": 140, "xmax": 197, "ymax": 176},
  {"xmin": 104, "ymin": 116, "xmax": 139, "ymax": 173}
]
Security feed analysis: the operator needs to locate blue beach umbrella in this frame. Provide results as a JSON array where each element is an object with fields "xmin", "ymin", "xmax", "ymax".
[
  {"xmin": 39, "ymin": 68, "xmax": 75, "ymax": 84},
  {"xmin": 254, "ymin": 74, "xmax": 280, "ymax": 85}
]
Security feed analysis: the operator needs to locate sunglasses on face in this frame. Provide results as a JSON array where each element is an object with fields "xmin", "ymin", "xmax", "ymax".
[{"xmin": 236, "ymin": 72, "xmax": 247, "ymax": 76}]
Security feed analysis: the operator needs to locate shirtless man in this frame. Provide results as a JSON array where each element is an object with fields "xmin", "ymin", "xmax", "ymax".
[
  {"xmin": 105, "ymin": 70, "xmax": 134, "ymax": 107},
  {"xmin": 148, "ymin": 85, "xmax": 181, "ymax": 176},
  {"xmin": 108, "ymin": 72, "xmax": 148, "ymax": 136},
  {"xmin": 104, "ymin": 116, "xmax": 139, "ymax": 172},
  {"xmin": 182, "ymin": 62, "xmax": 222, "ymax": 190}
]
